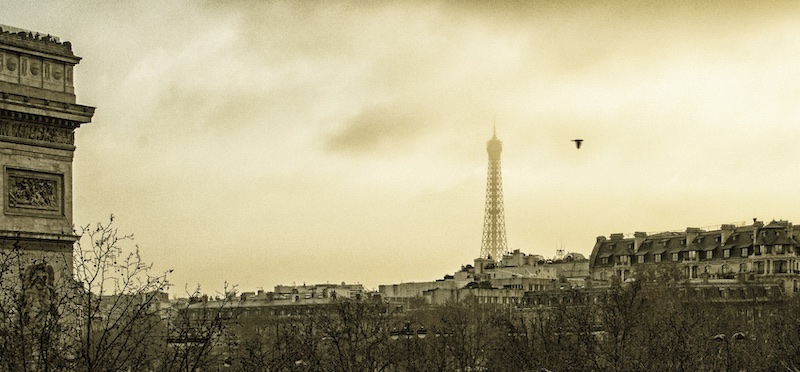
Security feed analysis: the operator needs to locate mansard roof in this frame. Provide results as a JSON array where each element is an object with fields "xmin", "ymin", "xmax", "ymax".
[{"xmin": 589, "ymin": 219, "xmax": 800, "ymax": 268}]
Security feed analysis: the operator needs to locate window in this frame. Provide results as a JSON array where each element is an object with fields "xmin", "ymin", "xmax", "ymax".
[
  {"xmin": 706, "ymin": 251, "xmax": 714, "ymax": 260},
  {"xmin": 688, "ymin": 251, "xmax": 697, "ymax": 260},
  {"xmin": 601, "ymin": 257, "xmax": 609, "ymax": 265},
  {"xmin": 741, "ymin": 248, "xmax": 748, "ymax": 257},
  {"xmin": 776, "ymin": 245, "xmax": 784, "ymax": 254},
  {"xmin": 776, "ymin": 260, "xmax": 787, "ymax": 273},
  {"xmin": 655, "ymin": 254, "xmax": 662, "ymax": 263},
  {"xmin": 715, "ymin": 236, "xmax": 721, "ymax": 243},
  {"xmin": 672, "ymin": 253, "xmax": 680, "ymax": 261},
  {"xmin": 638, "ymin": 255, "xmax": 644, "ymax": 264},
  {"xmin": 724, "ymin": 249, "xmax": 730, "ymax": 258}
]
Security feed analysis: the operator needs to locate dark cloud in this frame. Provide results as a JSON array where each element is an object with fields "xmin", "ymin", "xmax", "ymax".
[{"xmin": 324, "ymin": 104, "xmax": 434, "ymax": 154}]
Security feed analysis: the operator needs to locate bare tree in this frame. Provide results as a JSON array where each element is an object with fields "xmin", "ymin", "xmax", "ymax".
[
  {"xmin": 160, "ymin": 284, "xmax": 240, "ymax": 372},
  {"xmin": 0, "ymin": 216, "xmax": 236, "ymax": 371}
]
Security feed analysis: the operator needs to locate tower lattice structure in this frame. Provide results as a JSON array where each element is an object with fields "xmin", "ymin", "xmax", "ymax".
[{"xmin": 480, "ymin": 128, "xmax": 508, "ymax": 261}]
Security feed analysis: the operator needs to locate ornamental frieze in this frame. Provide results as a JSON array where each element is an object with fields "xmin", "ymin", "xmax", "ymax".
[{"xmin": 0, "ymin": 120, "xmax": 74, "ymax": 145}]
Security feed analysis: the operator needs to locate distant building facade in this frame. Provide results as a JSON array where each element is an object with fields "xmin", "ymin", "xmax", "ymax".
[
  {"xmin": 379, "ymin": 249, "xmax": 590, "ymax": 307},
  {"xmin": 589, "ymin": 219, "xmax": 800, "ymax": 293},
  {"xmin": 182, "ymin": 282, "xmax": 373, "ymax": 322}
]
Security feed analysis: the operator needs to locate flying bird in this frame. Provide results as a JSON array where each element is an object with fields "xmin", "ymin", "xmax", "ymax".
[{"xmin": 572, "ymin": 139, "xmax": 583, "ymax": 149}]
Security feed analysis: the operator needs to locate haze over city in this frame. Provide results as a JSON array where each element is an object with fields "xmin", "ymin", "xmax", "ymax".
[{"xmin": 3, "ymin": 0, "xmax": 800, "ymax": 295}]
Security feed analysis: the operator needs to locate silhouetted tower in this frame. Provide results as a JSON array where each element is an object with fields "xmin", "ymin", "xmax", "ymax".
[{"xmin": 480, "ymin": 127, "xmax": 508, "ymax": 261}]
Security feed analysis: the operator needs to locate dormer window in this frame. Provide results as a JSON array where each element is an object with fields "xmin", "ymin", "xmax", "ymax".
[
  {"xmin": 715, "ymin": 236, "xmax": 721, "ymax": 243},
  {"xmin": 680, "ymin": 239, "xmax": 686, "ymax": 246}
]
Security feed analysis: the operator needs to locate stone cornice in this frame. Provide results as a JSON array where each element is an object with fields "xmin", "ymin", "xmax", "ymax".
[
  {"xmin": 0, "ymin": 26, "xmax": 78, "ymax": 63},
  {"xmin": 0, "ymin": 94, "xmax": 94, "ymax": 125},
  {"xmin": 0, "ymin": 230, "xmax": 78, "ymax": 243}
]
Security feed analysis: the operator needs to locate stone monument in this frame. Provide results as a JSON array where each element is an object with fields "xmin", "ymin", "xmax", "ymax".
[{"xmin": 0, "ymin": 24, "xmax": 94, "ymax": 283}]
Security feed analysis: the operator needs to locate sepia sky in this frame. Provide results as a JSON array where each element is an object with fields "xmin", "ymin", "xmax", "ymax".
[{"xmin": 4, "ymin": 1, "xmax": 800, "ymax": 295}]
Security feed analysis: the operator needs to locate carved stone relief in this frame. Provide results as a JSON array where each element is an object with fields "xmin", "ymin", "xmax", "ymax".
[
  {"xmin": 5, "ymin": 169, "xmax": 62, "ymax": 215},
  {"xmin": 22, "ymin": 263, "xmax": 57, "ymax": 328}
]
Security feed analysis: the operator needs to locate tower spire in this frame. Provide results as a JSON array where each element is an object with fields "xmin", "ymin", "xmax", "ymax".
[{"xmin": 480, "ymin": 127, "xmax": 508, "ymax": 261}]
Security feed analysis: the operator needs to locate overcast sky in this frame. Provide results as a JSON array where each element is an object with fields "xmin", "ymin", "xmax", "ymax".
[{"xmin": 4, "ymin": 1, "xmax": 800, "ymax": 295}]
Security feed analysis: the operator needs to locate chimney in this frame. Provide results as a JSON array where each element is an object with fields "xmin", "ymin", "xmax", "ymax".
[
  {"xmin": 609, "ymin": 233, "xmax": 624, "ymax": 240},
  {"xmin": 721, "ymin": 224, "xmax": 735, "ymax": 243},
  {"xmin": 633, "ymin": 232, "xmax": 647, "ymax": 253},
  {"xmin": 752, "ymin": 219, "xmax": 764, "ymax": 245},
  {"xmin": 686, "ymin": 227, "xmax": 702, "ymax": 244}
]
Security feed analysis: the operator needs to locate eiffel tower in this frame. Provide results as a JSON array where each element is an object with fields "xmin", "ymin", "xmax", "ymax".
[{"xmin": 480, "ymin": 127, "xmax": 508, "ymax": 261}]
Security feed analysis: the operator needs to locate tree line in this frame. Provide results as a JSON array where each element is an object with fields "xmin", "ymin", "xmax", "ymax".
[{"xmin": 220, "ymin": 276, "xmax": 800, "ymax": 371}]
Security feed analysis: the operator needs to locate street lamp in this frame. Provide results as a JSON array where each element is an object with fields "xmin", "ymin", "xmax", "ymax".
[
  {"xmin": 389, "ymin": 321, "xmax": 427, "ymax": 371},
  {"xmin": 390, "ymin": 321, "xmax": 427, "ymax": 340},
  {"xmin": 712, "ymin": 332, "xmax": 747, "ymax": 372}
]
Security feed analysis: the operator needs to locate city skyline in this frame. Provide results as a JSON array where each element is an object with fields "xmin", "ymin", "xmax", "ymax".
[{"xmin": 3, "ymin": 1, "xmax": 800, "ymax": 295}]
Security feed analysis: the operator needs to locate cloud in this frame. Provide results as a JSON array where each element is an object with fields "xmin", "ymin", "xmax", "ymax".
[{"xmin": 324, "ymin": 104, "xmax": 435, "ymax": 154}]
